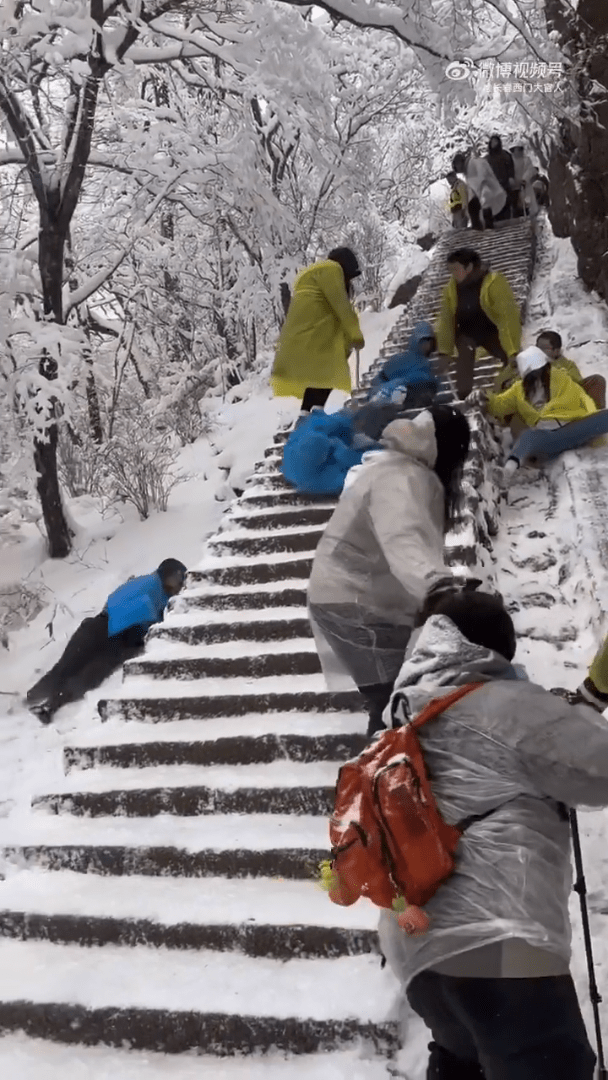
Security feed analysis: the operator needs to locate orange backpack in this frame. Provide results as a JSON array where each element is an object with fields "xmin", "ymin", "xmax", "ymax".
[{"xmin": 327, "ymin": 683, "xmax": 482, "ymax": 930}]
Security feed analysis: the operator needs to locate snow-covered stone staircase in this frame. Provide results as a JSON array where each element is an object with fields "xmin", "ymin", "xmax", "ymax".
[{"xmin": 0, "ymin": 220, "xmax": 536, "ymax": 1067}]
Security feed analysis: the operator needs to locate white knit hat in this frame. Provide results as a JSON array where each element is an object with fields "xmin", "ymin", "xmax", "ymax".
[{"xmin": 516, "ymin": 346, "xmax": 548, "ymax": 378}]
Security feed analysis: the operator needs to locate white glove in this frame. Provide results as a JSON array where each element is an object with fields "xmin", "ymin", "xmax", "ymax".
[{"xmin": 465, "ymin": 389, "xmax": 488, "ymax": 408}]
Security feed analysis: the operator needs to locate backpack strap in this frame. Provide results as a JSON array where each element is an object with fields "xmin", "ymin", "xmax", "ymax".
[{"xmin": 410, "ymin": 683, "xmax": 484, "ymax": 733}]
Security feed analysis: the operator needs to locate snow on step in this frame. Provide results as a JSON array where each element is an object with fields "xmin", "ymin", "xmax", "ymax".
[
  {"xmin": 141, "ymin": 637, "xmax": 317, "ymax": 661},
  {"xmin": 0, "ymin": 939, "xmax": 398, "ymax": 1021},
  {"xmin": 0, "ymin": 871, "xmax": 379, "ymax": 930},
  {"xmin": 0, "ymin": 812, "xmax": 329, "ymax": 850},
  {"xmin": 117, "ymin": 673, "xmax": 331, "ymax": 698},
  {"xmin": 191, "ymin": 551, "xmax": 312, "ymax": 571},
  {"xmin": 0, "ymin": 1036, "xmax": 394, "ymax": 1080},
  {"xmin": 175, "ymin": 578, "xmax": 308, "ymax": 598},
  {"xmin": 64, "ymin": 712, "xmax": 364, "ymax": 751},
  {"xmin": 213, "ymin": 524, "xmax": 321, "ymax": 542},
  {"xmin": 156, "ymin": 606, "xmax": 307, "ymax": 630},
  {"xmin": 36, "ymin": 760, "xmax": 341, "ymax": 796}
]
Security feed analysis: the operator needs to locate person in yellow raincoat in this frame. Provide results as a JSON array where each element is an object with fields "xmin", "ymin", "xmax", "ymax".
[
  {"xmin": 271, "ymin": 247, "xmax": 365, "ymax": 416},
  {"xmin": 469, "ymin": 345, "xmax": 608, "ymax": 482},
  {"xmin": 435, "ymin": 248, "xmax": 521, "ymax": 399}
]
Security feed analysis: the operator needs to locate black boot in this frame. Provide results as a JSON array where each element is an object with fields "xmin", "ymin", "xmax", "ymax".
[{"xmin": 359, "ymin": 682, "xmax": 394, "ymax": 739}]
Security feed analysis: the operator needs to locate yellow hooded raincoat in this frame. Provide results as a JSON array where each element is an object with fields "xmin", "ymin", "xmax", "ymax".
[
  {"xmin": 487, "ymin": 365, "xmax": 597, "ymax": 428},
  {"xmin": 271, "ymin": 260, "xmax": 364, "ymax": 398},
  {"xmin": 435, "ymin": 271, "xmax": 521, "ymax": 360}
]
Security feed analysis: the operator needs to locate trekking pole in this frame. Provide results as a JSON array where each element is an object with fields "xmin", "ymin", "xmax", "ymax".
[
  {"xmin": 355, "ymin": 348, "xmax": 361, "ymax": 390},
  {"xmin": 570, "ymin": 808, "xmax": 608, "ymax": 1080}
]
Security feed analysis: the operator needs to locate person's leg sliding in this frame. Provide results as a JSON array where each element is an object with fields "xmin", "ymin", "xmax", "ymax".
[
  {"xmin": 407, "ymin": 971, "xmax": 486, "ymax": 1080},
  {"xmin": 26, "ymin": 612, "xmax": 111, "ymax": 723},
  {"xmin": 510, "ymin": 410, "xmax": 608, "ymax": 468},
  {"xmin": 454, "ymin": 337, "xmax": 477, "ymax": 400}
]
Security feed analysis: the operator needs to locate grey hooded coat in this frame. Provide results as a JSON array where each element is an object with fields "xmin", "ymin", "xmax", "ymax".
[{"xmin": 378, "ymin": 614, "xmax": 608, "ymax": 986}]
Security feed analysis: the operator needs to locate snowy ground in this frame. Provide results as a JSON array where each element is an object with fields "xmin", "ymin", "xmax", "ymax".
[{"xmin": 3, "ymin": 228, "xmax": 608, "ymax": 1077}]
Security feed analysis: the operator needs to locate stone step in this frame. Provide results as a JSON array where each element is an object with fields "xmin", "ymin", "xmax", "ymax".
[
  {"xmin": 98, "ymin": 689, "xmax": 361, "ymax": 723},
  {"xmin": 0, "ymin": 872, "xmax": 379, "ymax": 959},
  {"xmin": 174, "ymin": 586, "xmax": 307, "ymax": 612},
  {"xmin": 0, "ymin": 939, "xmax": 399, "ymax": 1055},
  {"xmin": 189, "ymin": 558, "xmax": 313, "ymax": 588},
  {"xmin": 228, "ymin": 507, "xmax": 332, "ymax": 530},
  {"xmin": 64, "ymin": 730, "xmax": 366, "ymax": 773},
  {"xmin": 0, "ymin": 813, "xmax": 334, "ymax": 879},
  {"xmin": 150, "ymin": 614, "xmax": 312, "ymax": 645},
  {"xmin": 239, "ymin": 490, "xmax": 332, "ymax": 509},
  {"xmin": 125, "ymin": 649, "xmax": 321, "ymax": 680},
  {"xmin": 36, "ymin": 781, "xmax": 335, "ymax": 818},
  {"xmin": 209, "ymin": 528, "xmax": 323, "ymax": 557}
]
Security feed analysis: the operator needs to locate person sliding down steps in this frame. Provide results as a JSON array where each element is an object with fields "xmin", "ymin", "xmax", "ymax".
[
  {"xmin": 467, "ymin": 345, "xmax": 608, "ymax": 482},
  {"xmin": 26, "ymin": 558, "xmax": 187, "ymax": 724}
]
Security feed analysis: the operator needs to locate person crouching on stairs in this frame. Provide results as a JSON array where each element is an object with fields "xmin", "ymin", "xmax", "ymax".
[
  {"xmin": 469, "ymin": 345, "xmax": 608, "ymax": 481},
  {"xmin": 435, "ymin": 248, "xmax": 521, "ymax": 400},
  {"xmin": 307, "ymin": 406, "xmax": 470, "ymax": 739},
  {"xmin": 26, "ymin": 559, "xmax": 187, "ymax": 724}
]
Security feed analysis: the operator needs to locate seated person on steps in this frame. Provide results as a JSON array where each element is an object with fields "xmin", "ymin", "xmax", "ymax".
[
  {"xmin": 26, "ymin": 558, "xmax": 187, "ymax": 724},
  {"xmin": 369, "ymin": 321, "xmax": 440, "ymax": 409},
  {"xmin": 536, "ymin": 329, "xmax": 606, "ymax": 410},
  {"xmin": 470, "ymin": 346, "xmax": 608, "ymax": 481}
]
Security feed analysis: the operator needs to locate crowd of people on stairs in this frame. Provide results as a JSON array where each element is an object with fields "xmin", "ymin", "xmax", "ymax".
[
  {"xmin": 448, "ymin": 134, "xmax": 547, "ymax": 231},
  {"xmin": 270, "ymin": 236, "xmax": 608, "ymax": 1079}
]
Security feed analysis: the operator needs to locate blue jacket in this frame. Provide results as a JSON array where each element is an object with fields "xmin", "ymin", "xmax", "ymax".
[
  {"xmin": 281, "ymin": 410, "xmax": 379, "ymax": 496},
  {"xmin": 370, "ymin": 321, "xmax": 438, "ymax": 398},
  {"xmin": 106, "ymin": 572, "xmax": 170, "ymax": 638}
]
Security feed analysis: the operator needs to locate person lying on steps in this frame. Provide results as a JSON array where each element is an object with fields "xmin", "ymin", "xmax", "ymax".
[
  {"xmin": 379, "ymin": 588, "xmax": 608, "ymax": 1080},
  {"xmin": 469, "ymin": 345, "xmax": 608, "ymax": 482},
  {"xmin": 435, "ymin": 248, "xmax": 521, "ymax": 400},
  {"xmin": 26, "ymin": 558, "xmax": 187, "ymax": 724}
]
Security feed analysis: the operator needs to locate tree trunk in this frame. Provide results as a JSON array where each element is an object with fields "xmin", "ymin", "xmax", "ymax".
[
  {"xmin": 547, "ymin": 0, "xmax": 608, "ymax": 301},
  {"xmin": 36, "ymin": 215, "xmax": 72, "ymax": 558}
]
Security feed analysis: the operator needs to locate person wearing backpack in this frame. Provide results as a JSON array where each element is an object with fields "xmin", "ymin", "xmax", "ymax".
[
  {"xmin": 307, "ymin": 406, "xmax": 470, "ymax": 738},
  {"xmin": 373, "ymin": 589, "xmax": 606, "ymax": 1080}
]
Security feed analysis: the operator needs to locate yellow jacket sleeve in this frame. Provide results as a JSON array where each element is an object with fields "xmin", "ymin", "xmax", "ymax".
[
  {"xmin": 318, "ymin": 263, "xmax": 364, "ymax": 348},
  {"xmin": 435, "ymin": 279, "xmax": 457, "ymax": 355},
  {"xmin": 487, "ymin": 381, "xmax": 521, "ymax": 419},
  {"xmin": 482, "ymin": 273, "xmax": 521, "ymax": 358},
  {"xmin": 556, "ymin": 357, "xmax": 583, "ymax": 383}
]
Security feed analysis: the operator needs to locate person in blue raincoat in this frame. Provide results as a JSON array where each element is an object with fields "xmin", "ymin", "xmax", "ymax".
[
  {"xmin": 26, "ymin": 558, "xmax": 187, "ymax": 724},
  {"xmin": 280, "ymin": 400, "xmax": 407, "ymax": 497},
  {"xmin": 369, "ymin": 321, "xmax": 440, "ymax": 408}
]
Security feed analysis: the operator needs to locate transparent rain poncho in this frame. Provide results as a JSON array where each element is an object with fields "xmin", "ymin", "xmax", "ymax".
[{"xmin": 377, "ymin": 615, "xmax": 608, "ymax": 988}]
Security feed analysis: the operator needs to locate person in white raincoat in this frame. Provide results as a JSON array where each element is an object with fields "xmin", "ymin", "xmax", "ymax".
[
  {"xmin": 378, "ymin": 587, "xmax": 605, "ymax": 1080},
  {"xmin": 307, "ymin": 406, "xmax": 470, "ymax": 738},
  {"xmin": 510, "ymin": 144, "xmax": 539, "ymax": 217},
  {"xmin": 452, "ymin": 151, "xmax": 507, "ymax": 230}
]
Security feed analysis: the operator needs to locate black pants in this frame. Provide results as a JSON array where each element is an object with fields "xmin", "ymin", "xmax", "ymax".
[
  {"xmin": 454, "ymin": 329, "xmax": 510, "ymax": 399},
  {"xmin": 301, "ymin": 387, "xmax": 332, "ymax": 412},
  {"xmin": 407, "ymin": 969, "xmax": 596, "ymax": 1080},
  {"xmin": 467, "ymin": 198, "xmax": 494, "ymax": 231},
  {"xmin": 359, "ymin": 681, "xmax": 394, "ymax": 739},
  {"xmin": 27, "ymin": 612, "xmax": 144, "ymax": 717}
]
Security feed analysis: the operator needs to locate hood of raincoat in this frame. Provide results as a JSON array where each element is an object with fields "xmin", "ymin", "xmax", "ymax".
[
  {"xmin": 370, "ymin": 321, "xmax": 438, "ymax": 393},
  {"xmin": 377, "ymin": 611, "xmax": 608, "ymax": 988},
  {"xmin": 380, "ymin": 410, "xmax": 438, "ymax": 467}
]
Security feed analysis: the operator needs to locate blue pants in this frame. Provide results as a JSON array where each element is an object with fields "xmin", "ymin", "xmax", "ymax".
[
  {"xmin": 512, "ymin": 410, "xmax": 608, "ymax": 465},
  {"xmin": 407, "ymin": 969, "xmax": 595, "ymax": 1079}
]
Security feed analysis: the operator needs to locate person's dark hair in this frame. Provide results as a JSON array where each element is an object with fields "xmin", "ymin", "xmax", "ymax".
[
  {"xmin": 427, "ymin": 590, "xmax": 516, "ymax": 661},
  {"xmin": 446, "ymin": 171, "xmax": 457, "ymax": 183},
  {"xmin": 488, "ymin": 134, "xmax": 503, "ymax": 151},
  {"xmin": 327, "ymin": 247, "xmax": 361, "ymax": 283},
  {"xmin": 522, "ymin": 365, "xmax": 551, "ymax": 403},
  {"xmin": 429, "ymin": 405, "xmax": 470, "ymax": 530},
  {"xmin": 510, "ymin": 144, "xmax": 524, "ymax": 153},
  {"xmin": 447, "ymin": 248, "xmax": 481, "ymax": 269},
  {"xmin": 452, "ymin": 153, "xmax": 466, "ymax": 174},
  {"xmin": 157, "ymin": 558, "xmax": 187, "ymax": 586},
  {"xmin": 536, "ymin": 329, "xmax": 562, "ymax": 351}
]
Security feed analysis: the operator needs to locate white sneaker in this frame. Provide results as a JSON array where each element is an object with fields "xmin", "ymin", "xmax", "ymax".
[{"xmin": 501, "ymin": 458, "xmax": 519, "ymax": 485}]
